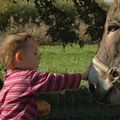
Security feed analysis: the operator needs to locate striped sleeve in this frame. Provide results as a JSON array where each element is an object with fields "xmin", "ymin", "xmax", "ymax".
[{"xmin": 30, "ymin": 71, "xmax": 81, "ymax": 94}]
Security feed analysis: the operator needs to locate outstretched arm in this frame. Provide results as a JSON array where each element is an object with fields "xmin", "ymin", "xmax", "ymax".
[{"xmin": 30, "ymin": 71, "xmax": 82, "ymax": 94}]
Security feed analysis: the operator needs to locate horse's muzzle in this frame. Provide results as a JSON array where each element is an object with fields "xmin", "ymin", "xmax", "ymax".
[
  {"xmin": 89, "ymin": 82, "xmax": 114, "ymax": 104},
  {"xmin": 88, "ymin": 65, "xmax": 114, "ymax": 104}
]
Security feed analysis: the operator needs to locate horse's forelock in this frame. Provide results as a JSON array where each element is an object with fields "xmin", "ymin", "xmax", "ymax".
[
  {"xmin": 106, "ymin": 6, "xmax": 120, "ymax": 27},
  {"xmin": 115, "ymin": 0, "xmax": 120, "ymax": 8},
  {"xmin": 97, "ymin": 30, "xmax": 120, "ymax": 68}
]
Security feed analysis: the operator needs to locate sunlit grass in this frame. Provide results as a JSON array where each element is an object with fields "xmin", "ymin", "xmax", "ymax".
[
  {"xmin": 39, "ymin": 44, "xmax": 97, "ymax": 73},
  {"xmin": 38, "ymin": 44, "xmax": 98, "ymax": 87}
]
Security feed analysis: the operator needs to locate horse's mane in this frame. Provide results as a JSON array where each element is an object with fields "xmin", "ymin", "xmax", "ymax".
[{"xmin": 96, "ymin": 1, "xmax": 120, "ymax": 68}]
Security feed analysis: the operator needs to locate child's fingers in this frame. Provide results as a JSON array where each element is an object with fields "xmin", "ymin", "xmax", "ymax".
[
  {"xmin": 41, "ymin": 108, "xmax": 50, "ymax": 116},
  {"xmin": 43, "ymin": 109, "xmax": 49, "ymax": 116},
  {"xmin": 43, "ymin": 103, "xmax": 51, "ymax": 116},
  {"xmin": 38, "ymin": 101, "xmax": 51, "ymax": 116}
]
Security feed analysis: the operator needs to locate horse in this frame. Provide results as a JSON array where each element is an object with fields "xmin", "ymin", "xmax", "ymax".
[{"xmin": 88, "ymin": 0, "xmax": 120, "ymax": 104}]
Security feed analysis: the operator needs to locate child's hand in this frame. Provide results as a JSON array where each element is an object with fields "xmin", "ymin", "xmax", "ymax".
[{"xmin": 37, "ymin": 100, "xmax": 51, "ymax": 116}]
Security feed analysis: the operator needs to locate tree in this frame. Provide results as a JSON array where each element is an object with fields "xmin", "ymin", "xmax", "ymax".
[
  {"xmin": 1, "ymin": 0, "xmax": 107, "ymax": 46},
  {"xmin": 73, "ymin": 0, "xmax": 107, "ymax": 41},
  {"xmin": 0, "ymin": 0, "xmax": 38, "ymax": 32},
  {"xmin": 24, "ymin": 0, "xmax": 107, "ymax": 44}
]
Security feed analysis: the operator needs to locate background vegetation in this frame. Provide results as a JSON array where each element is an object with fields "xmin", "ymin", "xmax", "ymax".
[{"xmin": 0, "ymin": 0, "xmax": 111, "ymax": 46}]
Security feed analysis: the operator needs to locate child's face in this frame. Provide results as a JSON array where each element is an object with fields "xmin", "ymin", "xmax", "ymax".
[{"xmin": 22, "ymin": 38, "xmax": 40, "ymax": 70}]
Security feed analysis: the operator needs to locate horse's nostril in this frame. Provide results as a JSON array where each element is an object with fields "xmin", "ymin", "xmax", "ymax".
[{"xmin": 89, "ymin": 83, "xmax": 97, "ymax": 93}]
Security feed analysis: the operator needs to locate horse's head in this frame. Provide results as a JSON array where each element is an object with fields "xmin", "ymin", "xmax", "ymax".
[{"xmin": 88, "ymin": 0, "xmax": 120, "ymax": 104}]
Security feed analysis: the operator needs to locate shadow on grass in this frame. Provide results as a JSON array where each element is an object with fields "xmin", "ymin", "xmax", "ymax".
[{"xmin": 39, "ymin": 88, "xmax": 120, "ymax": 120}]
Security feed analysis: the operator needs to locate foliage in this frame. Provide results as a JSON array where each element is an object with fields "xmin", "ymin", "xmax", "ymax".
[
  {"xmin": 97, "ymin": 0, "xmax": 111, "ymax": 10},
  {"xmin": 26, "ymin": 0, "xmax": 79, "ymax": 47},
  {"xmin": 73, "ymin": 0, "xmax": 107, "ymax": 41},
  {"xmin": 23, "ymin": 0, "xmax": 107, "ymax": 45},
  {"xmin": 0, "ymin": 64, "xmax": 5, "ymax": 90},
  {"xmin": 0, "ymin": 0, "xmax": 38, "ymax": 32},
  {"xmin": 0, "ymin": 0, "xmax": 108, "ymax": 46}
]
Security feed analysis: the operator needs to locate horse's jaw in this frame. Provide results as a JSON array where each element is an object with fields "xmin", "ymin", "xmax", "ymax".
[{"xmin": 88, "ymin": 65, "xmax": 120, "ymax": 104}]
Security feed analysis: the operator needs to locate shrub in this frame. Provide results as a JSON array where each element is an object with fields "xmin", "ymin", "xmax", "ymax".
[
  {"xmin": 0, "ymin": 0, "xmax": 38, "ymax": 32},
  {"xmin": 0, "ymin": 64, "xmax": 5, "ymax": 90}
]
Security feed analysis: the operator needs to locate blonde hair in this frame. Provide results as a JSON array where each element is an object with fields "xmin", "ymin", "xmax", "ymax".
[{"xmin": 0, "ymin": 32, "xmax": 33, "ymax": 69}]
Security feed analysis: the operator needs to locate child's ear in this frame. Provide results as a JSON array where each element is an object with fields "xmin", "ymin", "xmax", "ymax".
[{"xmin": 15, "ymin": 52, "xmax": 22, "ymax": 62}]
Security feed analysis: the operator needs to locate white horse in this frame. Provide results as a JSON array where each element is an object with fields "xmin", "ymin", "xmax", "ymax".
[{"xmin": 89, "ymin": 0, "xmax": 120, "ymax": 104}]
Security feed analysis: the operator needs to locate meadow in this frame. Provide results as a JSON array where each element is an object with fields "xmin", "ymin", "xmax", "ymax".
[{"xmin": 38, "ymin": 44, "xmax": 120, "ymax": 120}]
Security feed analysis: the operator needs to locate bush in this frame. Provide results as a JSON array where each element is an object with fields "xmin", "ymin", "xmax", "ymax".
[
  {"xmin": 0, "ymin": 64, "xmax": 5, "ymax": 90},
  {"xmin": 0, "ymin": 0, "xmax": 38, "ymax": 32}
]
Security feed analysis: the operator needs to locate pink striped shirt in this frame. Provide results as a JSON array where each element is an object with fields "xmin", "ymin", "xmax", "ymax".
[{"xmin": 0, "ymin": 69, "xmax": 81, "ymax": 120}]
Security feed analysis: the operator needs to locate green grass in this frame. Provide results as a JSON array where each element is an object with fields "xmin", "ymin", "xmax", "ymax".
[
  {"xmin": 39, "ymin": 44, "xmax": 97, "ymax": 87},
  {"xmin": 39, "ymin": 44, "xmax": 96, "ymax": 73},
  {"xmin": 38, "ymin": 44, "xmax": 120, "ymax": 120}
]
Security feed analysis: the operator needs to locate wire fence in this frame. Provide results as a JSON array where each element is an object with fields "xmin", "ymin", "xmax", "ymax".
[{"xmin": 38, "ymin": 88, "xmax": 120, "ymax": 120}]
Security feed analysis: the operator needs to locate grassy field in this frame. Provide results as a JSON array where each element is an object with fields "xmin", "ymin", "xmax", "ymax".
[
  {"xmin": 39, "ymin": 44, "xmax": 96, "ymax": 75},
  {"xmin": 39, "ymin": 44, "xmax": 96, "ymax": 87},
  {"xmin": 38, "ymin": 44, "xmax": 120, "ymax": 120}
]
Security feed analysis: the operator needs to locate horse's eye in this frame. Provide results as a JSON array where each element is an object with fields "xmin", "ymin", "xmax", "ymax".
[{"xmin": 107, "ymin": 25, "xmax": 119, "ymax": 33}]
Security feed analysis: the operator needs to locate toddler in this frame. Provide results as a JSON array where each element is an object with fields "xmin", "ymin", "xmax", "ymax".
[{"xmin": 0, "ymin": 32, "xmax": 89, "ymax": 120}]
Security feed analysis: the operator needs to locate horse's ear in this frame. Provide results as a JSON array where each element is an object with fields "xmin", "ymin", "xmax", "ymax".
[{"xmin": 115, "ymin": 0, "xmax": 120, "ymax": 8}]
